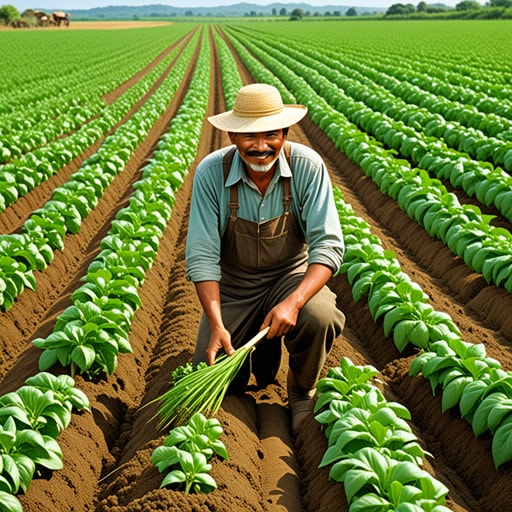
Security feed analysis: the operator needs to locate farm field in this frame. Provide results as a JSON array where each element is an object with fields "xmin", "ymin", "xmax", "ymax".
[{"xmin": 1, "ymin": 18, "xmax": 512, "ymax": 512}]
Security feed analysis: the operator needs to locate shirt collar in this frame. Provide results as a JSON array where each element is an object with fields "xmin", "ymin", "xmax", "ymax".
[{"xmin": 224, "ymin": 148, "xmax": 292, "ymax": 188}]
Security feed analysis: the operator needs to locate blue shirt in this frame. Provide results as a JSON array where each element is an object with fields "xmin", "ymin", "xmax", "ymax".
[{"xmin": 186, "ymin": 141, "xmax": 344, "ymax": 282}]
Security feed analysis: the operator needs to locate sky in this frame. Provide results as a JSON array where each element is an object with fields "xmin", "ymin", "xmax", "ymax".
[{"xmin": 13, "ymin": 1, "xmax": 461, "ymax": 11}]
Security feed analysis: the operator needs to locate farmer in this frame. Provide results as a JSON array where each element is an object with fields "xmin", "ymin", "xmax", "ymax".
[{"xmin": 186, "ymin": 83, "xmax": 345, "ymax": 434}]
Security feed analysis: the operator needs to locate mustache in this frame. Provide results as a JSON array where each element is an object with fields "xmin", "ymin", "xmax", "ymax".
[{"xmin": 246, "ymin": 150, "xmax": 275, "ymax": 158}]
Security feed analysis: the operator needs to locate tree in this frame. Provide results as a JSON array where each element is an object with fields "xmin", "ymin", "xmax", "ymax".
[
  {"xmin": 417, "ymin": 1, "xmax": 427, "ymax": 11},
  {"xmin": 386, "ymin": 3, "xmax": 416, "ymax": 15},
  {"xmin": 456, "ymin": 1, "xmax": 481, "ymax": 10},
  {"xmin": 0, "ymin": 4, "xmax": 19, "ymax": 25},
  {"xmin": 272, "ymin": 8, "xmax": 277, "ymax": 15},
  {"xmin": 346, "ymin": 7, "xmax": 357, "ymax": 16},
  {"xmin": 290, "ymin": 8, "xmax": 304, "ymax": 20},
  {"xmin": 279, "ymin": 7, "xmax": 287, "ymax": 15}
]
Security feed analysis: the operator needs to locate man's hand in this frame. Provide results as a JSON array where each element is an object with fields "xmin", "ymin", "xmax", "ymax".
[
  {"xmin": 261, "ymin": 263, "xmax": 334, "ymax": 339},
  {"xmin": 206, "ymin": 325, "xmax": 234, "ymax": 365},
  {"xmin": 262, "ymin": 296, "xmax": 300, "ymax": 338}
]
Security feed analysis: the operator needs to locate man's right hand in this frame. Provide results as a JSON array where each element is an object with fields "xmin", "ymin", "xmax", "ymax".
[{"xmin": 206, "ymin": 326, "xmax": 234, "ymax": 365}]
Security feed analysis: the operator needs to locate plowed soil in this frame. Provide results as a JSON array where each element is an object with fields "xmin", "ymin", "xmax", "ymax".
[{"xmin": 1, "ymin": 25, "xmax": 512, "ymax": 512}]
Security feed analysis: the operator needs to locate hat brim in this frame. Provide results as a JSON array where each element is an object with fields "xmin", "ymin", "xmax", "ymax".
[{"xmin": 208, "ymin": 105, "xmax": 308, "ymax": 133}]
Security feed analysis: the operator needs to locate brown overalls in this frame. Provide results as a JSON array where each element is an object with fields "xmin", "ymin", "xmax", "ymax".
[{"xmin": 193, "ymin": 146, "xmax": 345, "ymax": 393}]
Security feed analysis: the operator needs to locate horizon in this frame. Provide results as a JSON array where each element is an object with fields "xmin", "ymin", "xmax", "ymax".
[{"xmin": 12, "ymin": 1, "xmax": 462, "ymax": 13}]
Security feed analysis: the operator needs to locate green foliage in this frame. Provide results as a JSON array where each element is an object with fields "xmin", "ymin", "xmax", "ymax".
[
  {"xmin": 172, "ymin": 362, "xmax": 208, "ymax": 384},
  {"xmin": 0, "ymin": 371, "xmax": 89, "ymax": 501},
  {"xmin": 409, "ymin": 337, "xmax": 512, "ymax": 467},
  {"xmin": 0, "ymin": 491, "xmax": 22, "ymax": 512},
  {"xmin": 0, "ymin": 5, "xmax": 19, "ymax": 24},
  {"xmin": 315, "ymin": 358, "xmax": 449, "ymax": 509},
  {"xmin": 151, "ymin": 413, "xmax": 227, "ymax": 494}
]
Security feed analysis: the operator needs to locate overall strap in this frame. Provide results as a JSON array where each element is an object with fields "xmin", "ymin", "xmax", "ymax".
[
  {"xmin": 223, "ymin": 147, "xmax": 239, "ymax": 221},
  {"xmin": 282, "ymin": 142, "xmax": 292, "ymax": 215}
]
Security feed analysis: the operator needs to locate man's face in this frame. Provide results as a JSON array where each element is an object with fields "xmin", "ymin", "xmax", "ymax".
[{"xmin": 228, "ymin": 129, "xmax": 288, "ymax": 173}]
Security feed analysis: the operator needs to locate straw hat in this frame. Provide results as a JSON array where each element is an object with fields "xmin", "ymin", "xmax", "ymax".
[{"xmin": 208, "ymin": 83, "xmax": 307, "ymax": 133}]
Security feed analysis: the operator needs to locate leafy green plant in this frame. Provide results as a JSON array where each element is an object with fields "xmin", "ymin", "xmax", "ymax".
[
  {"xmin": 0, "ymin": 417, "xmax": 37, "ymax": 494},
  {"xmin": 319, "ymin": 401, "xmax": 427, "ymax": 468},
  {"xmin": 171, "ymin": 362, "xmax": 208, "ymax": 384},
  {"xmin": 0, "ymin": 386, "xmax": 70, "ymax": 438},
  {"xmin": 33, "ymin": 320, "xmax": 124, "ymax": 378},
  {"xmin": 314, "ymin": 357, "xmax": 450, "ymax": 510},
  {"xmin": 0, "ymin": 255, "xmax": 36, "ymax": 312},
  {"xmin": 330, "ymin": 447, "xmax": 450, "ymax": 511},
  {"xmin": 24, "ymin": 373, "xmax": 90, "ymax": 414},
  {"xmin": 155, "ymin": 449, "xmax": 217, "ymax": 494},
  {"xmin": 151, "ymin": 412, "xmax": 227, "ymax": 494},
  {"xmin": 0, "ymin": 373, "xmax": 88, "ymax": 504},
  {"xmin": 0, "ymin": 415, "xmax": 63, "ymax": 490},
  {"xmin": 71, "ymin": 269, "xmax": 142, "ymax": 311},
  {"xmin": 409, "ymin": 338, "xmax": 512, "ymax": 467}
]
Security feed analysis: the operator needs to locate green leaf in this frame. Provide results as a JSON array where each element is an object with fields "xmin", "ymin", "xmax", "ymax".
[
  {"xmin": 0, "ymin": 491, "xmax": 23, "ymax": 512},
  {"xmin": 348, "ymin": 493, "xmax": 390, "ymax": 512},
  {"xmin": 492, "ymin": 418, "xmax": 512, "ymax": 467},
  {"xmin": 151, "ymin": 446, "xmax": 180, "ymax": 473},
  {"xmin": 486, "ymin": 399, "xmax": 512, "ymax": 433},
  {"xmin": 441, "ymin": 376, "xmax": 473, "ymax": 412},
  {"xmin": 472, "ymin": 392, "xmax": 508, "ymax": 436},
  {"xmin": 392, "ymin": 320, "xmax": 415, "ymax": 353},
  {"xmin": 459, "ymin": 380, "xmax": 488, "ymax": 419},
  {"xmin": 343, "ymin": 467, "xmax": 379, "ymax": 503},
  {"xmin": 71, "ymin": 345, "xmax": 97, "ymax": 372},
  {"xmin": 160, "ymin": 468, "xmax": 186, "ymax": 488}
]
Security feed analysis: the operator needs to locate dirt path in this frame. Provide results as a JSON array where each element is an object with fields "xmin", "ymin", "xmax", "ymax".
[{"xmin": 0, "ymin": 25, "xmax": 511, "ymax": 512}]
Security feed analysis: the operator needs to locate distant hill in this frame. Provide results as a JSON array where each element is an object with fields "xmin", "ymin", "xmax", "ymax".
[{"xmin": 57, "ymin": 3, "xmax": 387, "ymax": 19}]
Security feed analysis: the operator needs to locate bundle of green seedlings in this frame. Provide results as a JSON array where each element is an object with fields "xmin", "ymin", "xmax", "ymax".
[{"xmin": 152, "ymin": 328, "xmax": 269, "ymax": 430}]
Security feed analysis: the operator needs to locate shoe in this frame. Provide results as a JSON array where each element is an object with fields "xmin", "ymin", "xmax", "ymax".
[{"xmin": 287, "ymin": 371, "xmax": 315, "ymax": 435}]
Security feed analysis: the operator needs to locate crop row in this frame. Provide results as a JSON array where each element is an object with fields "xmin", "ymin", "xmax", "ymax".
[
  {"xmin": 0, "ymin": 27, "xmax": 191, "ymax": 164},
  {"xmin": 333, "ymin": 186, "xmax": 512, "ymax": 468},
  {"xmin": 0, "ymin": 32, "xmax": 198, "ymax": 311},
  {"xmin": 221, "ymin": 26, "xmax": 512, "ymax": 292},
  {"xmin": 245, "ymin": 22, "xmax": 512, "ymax": 114},
  {"xmin": 0, "ymin": 28, "xmax": 210, "ymax": 510},
  {"xmin": 0, "ymin": 27, "xmax": 187, "ymax": 112},
  {"xmin": 315, "ymin": 357, "xmax": 450, "ymax": 511},
  {"xmin": 0, "ymin": 32, "xmax": 192, "ymax": 214},
  {"xmin": 33, "ymin": 28, "xmax": 207, "ymax": 377}
]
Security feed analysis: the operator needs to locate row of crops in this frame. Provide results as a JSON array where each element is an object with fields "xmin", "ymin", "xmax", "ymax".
[
  {"xmin": 0, "ymin": 23, "xmax": 204, "ymax": 511},
  {"xmin": 217, "ymin": 13, "xmax": 512, "ymax": 449},
  {"xmin": 1, "ymin": 19, "xmax": 511, "ymax": 511}
]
